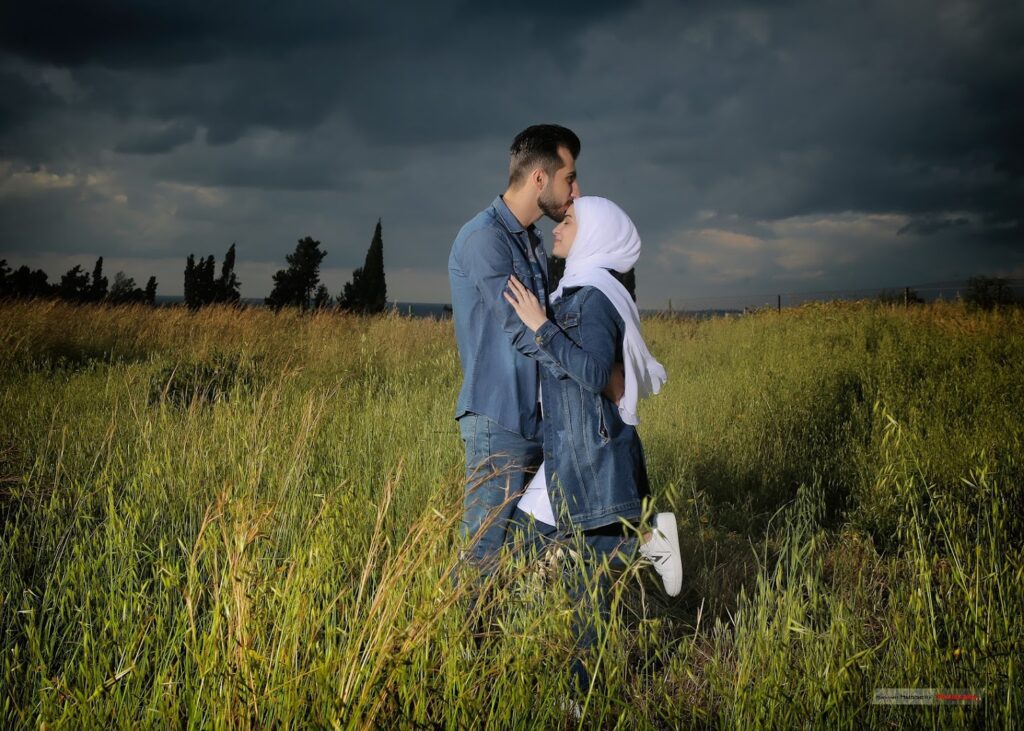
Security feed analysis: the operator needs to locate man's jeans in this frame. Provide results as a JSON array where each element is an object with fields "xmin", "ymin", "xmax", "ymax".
[{"xmin": 459, "ymin": 413, "xmax": 543, "ymax": 572}]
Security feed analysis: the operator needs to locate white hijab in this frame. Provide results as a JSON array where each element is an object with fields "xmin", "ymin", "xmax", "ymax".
[{"xmin": 551, "ymin": 196, "xmax": 667, "ymax": 425}]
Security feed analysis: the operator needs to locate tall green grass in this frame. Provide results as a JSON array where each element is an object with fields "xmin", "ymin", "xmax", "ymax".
[{"xmin": 1, "ymin": 300, "xmax": 1021, "ymax": 728}]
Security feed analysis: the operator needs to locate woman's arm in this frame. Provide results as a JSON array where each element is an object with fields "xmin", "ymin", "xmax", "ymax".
[{"xmin": 505, "ymin": 277, "xmax": 620, "ymax": 393}]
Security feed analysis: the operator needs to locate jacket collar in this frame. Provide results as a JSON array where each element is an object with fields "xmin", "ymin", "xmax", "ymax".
[{"xmin": 492, "ymin": 195, "xmax": 532, "ymax": 236}]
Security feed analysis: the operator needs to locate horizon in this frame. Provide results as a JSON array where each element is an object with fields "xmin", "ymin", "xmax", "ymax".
[
  {"xmin": 6, "ymin": 252, "xmax": 1021, "ymax": 313},
  {"xmin": 138, "ymin": 276, "xmax": 1020, "ymax": 314}
]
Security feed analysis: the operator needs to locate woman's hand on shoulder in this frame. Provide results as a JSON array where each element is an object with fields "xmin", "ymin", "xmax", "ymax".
[{"xmin": 504, "ymin": 275, "xmax": 549, "ymax": 332}]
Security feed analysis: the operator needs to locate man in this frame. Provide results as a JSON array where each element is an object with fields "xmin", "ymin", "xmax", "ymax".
[{"xmin": 448, "ymin": 124, "xmax": 623, "ymax": 572}]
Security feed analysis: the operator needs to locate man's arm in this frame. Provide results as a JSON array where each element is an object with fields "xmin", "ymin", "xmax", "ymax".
[{"xmin": 461, "ymin": 229, "xmax": 565, "ymax": 370}]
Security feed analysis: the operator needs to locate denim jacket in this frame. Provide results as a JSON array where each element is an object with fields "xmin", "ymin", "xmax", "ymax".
[
  {"xmin": 533, "ymin": 285, "xmax": 650, "ymax": 531},
  {"xmin": 449, "ymin": 196, "xmax": 564, "ymax": 439}
]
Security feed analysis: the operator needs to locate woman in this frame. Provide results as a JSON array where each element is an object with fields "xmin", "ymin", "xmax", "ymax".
[{"xmin": 503, "ymin": 196, "xmax": 682, "ymax": 691}]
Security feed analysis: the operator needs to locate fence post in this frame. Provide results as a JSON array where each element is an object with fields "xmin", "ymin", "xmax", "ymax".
[{"xmin": 777, "ymin": 294, "xmax": 781, "ymax": 313}]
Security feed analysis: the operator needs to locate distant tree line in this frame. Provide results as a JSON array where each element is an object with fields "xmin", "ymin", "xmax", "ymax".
[
  {"xmin": 263, "ymin": 219, "xmax": 387, "ymax": 313},
  {"xmin": 875, "ymin": 277, "xmax": 1019, "ymax": 310},
  {"xmin": 0, "ymin": 217, "xmax": 390, "ymax": 314},
  {"xmin": 876, "ymin": 287, "xmax": 925, "ymax": 306},
  {"xmin": 172, "ymin": 219, "xmax": 388, "ymax": 313},
  {"xmin": 184, "ymin": 244, "xmax": 241, "ymax": 309},
  {"xmin": 964, "ymin": 276, "xmax": 1019, "ymax": 310},
  {"xmin": 0, "ymin": 257, "xmax": 157, "ymax": 305}
]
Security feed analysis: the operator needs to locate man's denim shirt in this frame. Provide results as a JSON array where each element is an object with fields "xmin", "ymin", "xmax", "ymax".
[{"xmin": 449, "ymin": 196, "xmax": 562, "ymax": 439}]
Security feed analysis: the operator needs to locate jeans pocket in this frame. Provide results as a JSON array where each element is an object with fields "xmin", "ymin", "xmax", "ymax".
[{"xmin": 460, "ymin": 414, "xmax": 489, "ymax": 479}]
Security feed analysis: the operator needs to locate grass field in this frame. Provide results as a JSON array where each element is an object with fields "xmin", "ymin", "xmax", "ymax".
[{"xmin": 1, "ymin": 300, "xmax": 1021, "ymax": 728}]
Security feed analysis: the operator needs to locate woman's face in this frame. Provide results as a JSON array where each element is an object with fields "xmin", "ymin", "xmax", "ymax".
[{"xmin": 552, "ymin": 204, "xmax": 578, "ymax": 259}]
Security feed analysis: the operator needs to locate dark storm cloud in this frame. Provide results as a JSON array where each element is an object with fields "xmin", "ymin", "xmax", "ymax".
[
  {"xmin": 0, "ymin": 0, "xmax": 638, "ymax": 72},
  {"xmin": 115, "ymin": 120, "xmax": 197, "ymax": 155},
  {"xmin": 1, "ymin": 0, "xmax": 638, "ymax": 148},
  {"xmin": 151, "ymin": 133, "xmax": 356, "ymax": 191},
  {"xmin": 897, "ymin": 216, "xmax": 970, "ymax": 238},
  {"xmin": 594, "ymin": 0, "xmax": 1023, "ymax": 280},
  {"xmin": 0, "ymin": 2, "xmax": 360, "ymax": 67},
  {"xmin": 0, "ymin": 69, "xmax": 61, "ymax": 138},
  {"xmin": 1, "ymin": 0, "xmax": 1021, "ymax": 303}
]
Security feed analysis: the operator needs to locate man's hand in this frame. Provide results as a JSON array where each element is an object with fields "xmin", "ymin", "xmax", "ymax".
[
  {"xmin": 503, "ymin": 275, "xmax": 549, "ymax": 332},
  {"xmin": 603, "ymin": 362, "xmax": 625, "ymax": 404}
]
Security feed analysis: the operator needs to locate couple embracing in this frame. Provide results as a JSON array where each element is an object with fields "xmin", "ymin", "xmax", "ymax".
[{"xmin": 448, "ymin": 124, "xmax": 682, "ymax": 692}]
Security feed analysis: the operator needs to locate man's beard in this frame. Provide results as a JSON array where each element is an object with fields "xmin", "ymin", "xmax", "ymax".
[{"xmin": 538, "ymin": 187, "xmax": 569, "ymax": 222}]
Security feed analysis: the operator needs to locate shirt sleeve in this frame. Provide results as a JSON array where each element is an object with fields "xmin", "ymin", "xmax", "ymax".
[
  {"xmin": 461, "ymin": 229, "xmax": 566, "ymax": 373},
  {"xmin": 533, "ymin": 290, "xmax": 619, "ymax": 392}
]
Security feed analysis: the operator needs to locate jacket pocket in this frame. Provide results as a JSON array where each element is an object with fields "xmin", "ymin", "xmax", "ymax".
[
  {"xmin": 558, "ymin": 311, "xmax": 580, "ymax": 329},
  {"xmin": 597, "ymin": 396, "xmax": 610, "ymax": 444}
]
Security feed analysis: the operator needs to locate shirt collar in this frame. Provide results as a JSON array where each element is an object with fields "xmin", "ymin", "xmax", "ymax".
[{"xmin": 492, "ymin": 195, "xmax": 540, "ymax": 240}]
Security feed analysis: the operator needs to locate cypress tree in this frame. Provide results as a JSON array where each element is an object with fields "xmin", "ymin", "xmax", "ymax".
[
  {"xmin": 339, "ymin": 219, "xmax": 387, "ymax": 314},
  {"xmin": 145, "ymin": 276, "xmax": 158, "ymax": 305},
  {"xmin": 217, "ymin": 243, "xmax": 241, "ymax": 303},
  {"xmin": 184, "ymin": 254, "xmax": 197, "ymax": 308},
  {"xmin": 89, "ymin": 257, "xmax": 108, "ymax": 302},
  {"xmin": 185, "ymin": 245, "xmax": 240, "ymax": 308},
  {"xmin": 198, "ymin": 255, "xmax": 216, "ymax": 305}
]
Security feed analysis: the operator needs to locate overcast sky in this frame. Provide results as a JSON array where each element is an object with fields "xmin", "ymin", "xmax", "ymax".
[{"xmin": 1, "ymin": 0, "xmax": 1021, "ymax": 308}]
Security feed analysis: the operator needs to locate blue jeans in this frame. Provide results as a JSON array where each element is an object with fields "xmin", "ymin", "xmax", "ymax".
[
  {"xmin": 505, "ymin": 508, "xmax": 639, "ymax": 694},
  {"xmin": 459, "ymin": 413, "xmax": 543, "ymax": 572}
]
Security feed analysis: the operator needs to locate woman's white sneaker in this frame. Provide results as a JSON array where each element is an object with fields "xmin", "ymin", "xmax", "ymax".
[{"xmin": 640, "ymin": 512, "xmax": 682, "ymax": 596}]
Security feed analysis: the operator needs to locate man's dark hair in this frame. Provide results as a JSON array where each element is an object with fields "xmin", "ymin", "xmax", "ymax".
[{"xmin": 508, "ymin": 124, "xmax": 581, "ymax": 187}]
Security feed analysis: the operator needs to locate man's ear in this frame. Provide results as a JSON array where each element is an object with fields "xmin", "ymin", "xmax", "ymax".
[{"xmin": 532, "ymin": 167, "xmax": 547, "ymax": 191}]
